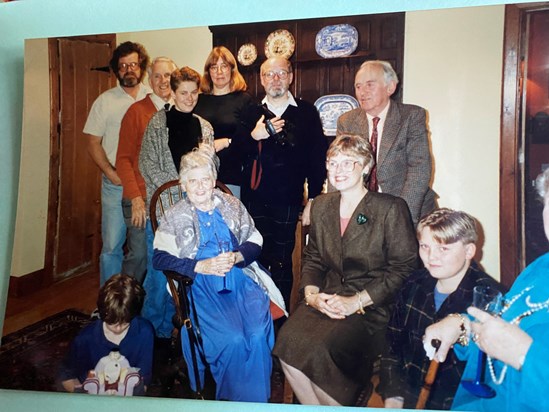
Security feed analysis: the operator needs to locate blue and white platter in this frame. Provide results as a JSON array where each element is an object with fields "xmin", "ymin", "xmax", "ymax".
[
  {"xmin": 315, "ymin": 24, "xmax": 359, "ymax": 58},
  {"xmin": 314, "ymin": 94, "xmax": 359, "ymax": 136}
]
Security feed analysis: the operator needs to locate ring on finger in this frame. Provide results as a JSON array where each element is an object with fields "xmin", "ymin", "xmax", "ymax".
[{"xmin": 472, "ymin": 332, "xmax": 480, "ymax": 343}]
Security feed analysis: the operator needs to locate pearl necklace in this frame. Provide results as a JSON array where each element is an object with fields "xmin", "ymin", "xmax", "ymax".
[{"xmin": 487, "ymin": 286, "xmax": 549, "ymax": 385}]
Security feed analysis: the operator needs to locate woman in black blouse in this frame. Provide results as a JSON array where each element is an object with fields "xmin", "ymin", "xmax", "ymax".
[{"xmin": 194, "ymin": 46, "xmax": 254, "ymax": 198}]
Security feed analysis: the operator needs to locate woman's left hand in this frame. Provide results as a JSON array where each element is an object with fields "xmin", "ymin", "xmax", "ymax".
[
  {"xmin": 468, "ymin": 306, "xmax": 533, "ymax": 370},
  {"xmin": 196, "ymin": 252, "xmax": 238, "ymax": 276},
  {"xmin": 324, "ymin": 294, "xmax": 360, "ymax": 318}
]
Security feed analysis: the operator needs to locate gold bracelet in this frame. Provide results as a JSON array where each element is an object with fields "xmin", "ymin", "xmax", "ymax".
[
  {"xmin": 304, "ymin": 292, "xmax": 317, "ymax": 306},
  {"xmin": 448, "ymin": 313, "xmax": 469, "ymax": 346},
  {"xmin": 356, "ymin": 292, "xmax": 366, "ymax": 315}
]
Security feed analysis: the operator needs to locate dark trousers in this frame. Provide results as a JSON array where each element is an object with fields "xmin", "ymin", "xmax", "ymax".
[
  {"xmin": 244, "ymin": 201, "xmax": 301, "ymax": 308},
  {"xmin": 121, "ymin": 198, "xmax": 147, "ymax": 284}
]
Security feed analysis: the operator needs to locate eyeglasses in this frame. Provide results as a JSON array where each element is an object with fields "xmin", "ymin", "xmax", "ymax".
[
  {"xmin": 209, "ymin": 64, "xmax": 230, "ymax": 73},
  {"xmin": 118, "ymin": 62, "xmax": 140, "ymax": 72},
  {"xmin": 186, "ymin": 177, "xmax": 213, "ymax": 189},
  {"xmin": 262, "ymin": 70, "xmax": 290, "ymax": 80},
  {"xmin": 326, "ymin": 159, "xmax": 360, "ymax": 172}
]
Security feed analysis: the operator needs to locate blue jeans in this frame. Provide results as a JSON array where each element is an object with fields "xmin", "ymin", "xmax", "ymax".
[
  {"xmin": 99, "ymin": 176, "xmax": 126, "ymax": 285},
  {"xmin": 141, "ymin": 220, "xmax": 175, "ymax": 338},
  {"xmin": 121, "ymin": 198, "xmax": 147, "ymax": 284}
]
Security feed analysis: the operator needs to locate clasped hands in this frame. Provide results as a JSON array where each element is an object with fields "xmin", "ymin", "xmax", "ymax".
[
  {"xmin": 306, "ymin": 292, "xmax": 361, "ymax": 319},
  {"xmin": 424, "ymin": 307, "xmax": 532, "ymax": 370},
  {"xmin": 196, "ymin": 252, "xmax": 239, "ymax": 277}
]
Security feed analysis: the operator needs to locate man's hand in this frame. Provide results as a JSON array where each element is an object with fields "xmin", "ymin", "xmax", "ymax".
[
  {"xmin": 251, "ymin": 115, "xmax": 285, "ymax": 141},
  {"xmin": 131, "ymin": 197, "xmax": 147, "ymax": 228}
]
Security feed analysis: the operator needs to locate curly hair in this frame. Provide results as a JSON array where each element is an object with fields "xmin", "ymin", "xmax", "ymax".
[
  {"xmin": 170, "ymin": 66, "xmax": 201, "ymax": 92},
  {"xmin": 109, "ymin": 41, "xmax": 150, "ymax": 74}
]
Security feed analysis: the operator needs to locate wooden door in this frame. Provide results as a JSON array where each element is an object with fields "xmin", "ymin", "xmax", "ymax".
[
  {"xmin": 46, "ymin": 35, "xmax": 115, "ymax": 283},
  {"xmin": 500, "ymin": 4, "xmax": 549, "ymax": 287}
]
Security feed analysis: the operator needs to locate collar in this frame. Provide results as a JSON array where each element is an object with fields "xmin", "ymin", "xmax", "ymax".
[
  {"xmin": 262, "ymin": 91, "xmax": 298, "ymax": 117},
  {"xmin": 150, "ymin": 93, "xmax": 172, "ymax": 111},
  {"xmin": 366, "ymin": 100, "xmax": 390, "ymax": 123},
  {"xmin": 116, "ymin": 83, "xmax": 150, "ymax": 100}
]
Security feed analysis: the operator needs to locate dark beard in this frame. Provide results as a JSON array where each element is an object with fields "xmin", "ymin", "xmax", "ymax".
[{"xmin": 118, "ymin": 72, "xmax": 141, "ymax": 88}]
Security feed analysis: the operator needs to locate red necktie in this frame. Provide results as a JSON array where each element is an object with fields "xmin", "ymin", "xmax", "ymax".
[{"xmin": 368, "ymin": 117, "xmax": 380, "ymax": 192}]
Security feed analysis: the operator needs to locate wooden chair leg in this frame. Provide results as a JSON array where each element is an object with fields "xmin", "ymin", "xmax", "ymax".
[{"xmin": 283, "ymin": 376, "xmax": 295, "ymax": 404}]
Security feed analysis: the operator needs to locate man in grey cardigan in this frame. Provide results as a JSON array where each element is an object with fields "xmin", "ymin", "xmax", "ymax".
[{"xmin": 337, "ymin": 60, "xmax": 436, "ymax": 225}]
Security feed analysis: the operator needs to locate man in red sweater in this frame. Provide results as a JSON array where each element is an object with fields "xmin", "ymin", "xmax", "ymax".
[{"xmin": 115, "ymin": 57, "xmax": 177, "ymax": 285}]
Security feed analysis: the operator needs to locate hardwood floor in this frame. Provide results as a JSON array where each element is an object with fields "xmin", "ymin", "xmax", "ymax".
[{"xmin": 2, "ymin": 272, "xmax": 99, "ymax": 337}]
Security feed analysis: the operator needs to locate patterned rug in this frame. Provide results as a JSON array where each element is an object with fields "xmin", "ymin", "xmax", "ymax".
[
  {"xmin": 0, "ymin": 309, "xmax": 91, "ymax": 392},
  {"xmin": 0, "ymin": 310, "xmax": 370, "ymax": 404},
  {"xmin": 0, "ymin": 309, "xmax": 285, "ymax": 401}
]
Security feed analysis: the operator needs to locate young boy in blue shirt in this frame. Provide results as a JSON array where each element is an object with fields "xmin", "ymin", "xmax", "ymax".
[
  {"xmin": 379, "ymin": 208, "xmax": 504, "ymax": 409},
  {"xmin": 59, "ymin": 274, "xmax": 154, "ymax": 394}
]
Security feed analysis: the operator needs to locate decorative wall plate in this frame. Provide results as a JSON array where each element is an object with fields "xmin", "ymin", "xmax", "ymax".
[
  {"xmin": 314, "ymin": 94, "xmax": 359, "ymax": 136},
  {"xmin": 265, "ymin": 29, "xmax": 295, "ymax": 59},
  {"xmin": 315, "ymin": 24, "xmax": 359, "ymax": 58},
  {"xmin": 237, "ymin": 43, "xmax": 258, "ymax": 66}
]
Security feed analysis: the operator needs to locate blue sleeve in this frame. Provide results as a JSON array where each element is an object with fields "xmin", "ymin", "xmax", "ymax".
[
  {"xmin": 516, "ymin": 324, "xmax": 549, "ymax": 410},
  {"xmin": 234, "ymin": 241, "xmax": 261, "ymax": 267},
  {"xmin": 152, "ymin": 249, "xmax": 198, "ymax": 279}
]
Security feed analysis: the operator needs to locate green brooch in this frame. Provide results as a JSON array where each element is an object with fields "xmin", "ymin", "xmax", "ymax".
[{"xmin": 357, "ymin": 213, "xmax": 368, "ymax": 225}]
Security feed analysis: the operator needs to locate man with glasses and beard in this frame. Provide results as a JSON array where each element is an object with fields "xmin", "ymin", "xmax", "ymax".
[
  {"xmin": 84, "ymin": 41, "xmax": 150, "ymax": 286},
  {"xmin": 238, "ymin": 57, "xmax": 328, "ymax": 312}
]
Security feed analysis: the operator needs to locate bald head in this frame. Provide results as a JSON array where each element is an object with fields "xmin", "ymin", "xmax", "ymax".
[{"xmin": 260, "ymin": 57, "xmax": 293, "ymax": 101}]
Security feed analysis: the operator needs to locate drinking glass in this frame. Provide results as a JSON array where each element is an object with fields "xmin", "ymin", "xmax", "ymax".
[
  {"xmin": 461, "ymin": 285, "xmax": 503, "ymax": 398},
  {"xmin": 217, "ymin": 240, "xmax": 231, "ymax": 294}
]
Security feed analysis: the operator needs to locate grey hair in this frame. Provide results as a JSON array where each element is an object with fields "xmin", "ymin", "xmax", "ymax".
[
  {"xmin": 535, "ymin": 168, "xmax": 549, "ymax": 201},
  {"xmin": 260, "ymin": 57, "xmax": 293, "ymax": 75},
  {"xmin": 146, "ymin": 56, "xmax": 178, "ymax": 77},
  {"xmin": 178, "ymin": 147, "xmax": 220, "ymax": 185},
  {"xmin": 358, "ymin": 60, "xmax": 399, "ymax": 86}
]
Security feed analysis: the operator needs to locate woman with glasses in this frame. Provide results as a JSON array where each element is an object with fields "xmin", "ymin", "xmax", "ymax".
[
  {"xmin": 273, "ymin": 134, "xmax": 419, "ymax": 406},
  {"xmin": 194, "ymin": 46, "xmax": 254, "ymax": 198},
  {"xmin": 138, "ymin": 66, "xmax": 213, "ymax": 339},
  {"xmin": 151, "ymin": 148, "xmax": 282, "ymax": 402}
]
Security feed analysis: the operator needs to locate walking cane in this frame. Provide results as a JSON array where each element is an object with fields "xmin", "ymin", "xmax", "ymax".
[{"xmin": 415, "ymin": 339, "xmax": 441, "ymax": 409}]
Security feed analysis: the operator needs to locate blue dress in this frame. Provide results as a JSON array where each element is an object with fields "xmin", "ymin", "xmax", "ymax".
[
  {"xmin": 181, "ymin": 208, "xmax": 274, "ymax": 402},
  {"xmin": 452, "ymin": 253, "xmax": 549, "ymax": 411}
]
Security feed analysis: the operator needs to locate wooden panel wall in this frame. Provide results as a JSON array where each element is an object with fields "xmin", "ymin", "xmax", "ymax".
[{"xmin": 210, "ymin": 12, "xmax": 405, "ymax": 104}]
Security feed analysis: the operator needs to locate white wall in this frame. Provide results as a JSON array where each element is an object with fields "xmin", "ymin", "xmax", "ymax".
[
  {"xmin": 118, "ymin": 26, "xmax": 212, "ymax": 75},
  {"xmin": 11, "ymin": 39, "xmax": 50, "ymax": 276},
  {"xmin": 12, "ymin": 5, "xmax": 505, "ymax": 279},
  {"xmin": 404, "ymin": 6, "xmax": 504, "ymax": 275}
]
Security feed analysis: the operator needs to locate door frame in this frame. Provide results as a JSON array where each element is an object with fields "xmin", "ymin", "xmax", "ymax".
[
  {"xmin": 44, "ymin": 34, "xmax": 116, "ymax": 287},
  {"xmin": 500, "ymin": 3, "xmax": 549, "ymax": 287}
]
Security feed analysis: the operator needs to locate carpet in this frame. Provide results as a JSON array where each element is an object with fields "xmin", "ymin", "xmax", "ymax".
[{"xmin": 0, "ymin": 309, "xmax": 92, "ymax": 392}]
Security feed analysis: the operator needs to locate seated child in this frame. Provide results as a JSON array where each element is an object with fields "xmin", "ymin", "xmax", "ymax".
[
  {"xmin": 378, "ymin": 208, "xmax": 505, "ymax": 410},
  {"xmin": 58, "ymin": 274, "xmax": 154, "ymax": 395}
]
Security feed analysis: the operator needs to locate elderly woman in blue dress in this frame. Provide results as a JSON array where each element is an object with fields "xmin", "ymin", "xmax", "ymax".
[
  {"xmin": 151, "ymin": 148, "xmax": 283, "ymax": 402},
  {"xmin": 138, "ymin": 66, "xmax": 214, "ymax": 339},
  {"xmin": 424, "ymin": 167, "xmax": 549, "ymax": 411}
]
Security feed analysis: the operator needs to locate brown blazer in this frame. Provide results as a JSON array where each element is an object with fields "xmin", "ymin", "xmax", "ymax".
[
  {"xmin": 301, "ymin": 191, "xmax": 419, "ymax": 325},
  {"xmin": 337, "ymin": 101, "xmax": 437, "ymax": 224}
]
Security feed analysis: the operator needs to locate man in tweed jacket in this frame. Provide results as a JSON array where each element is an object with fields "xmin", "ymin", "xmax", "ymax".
[{"xmin": 337, "ymin": 60, "xmax": 436, "ymax": 225}]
